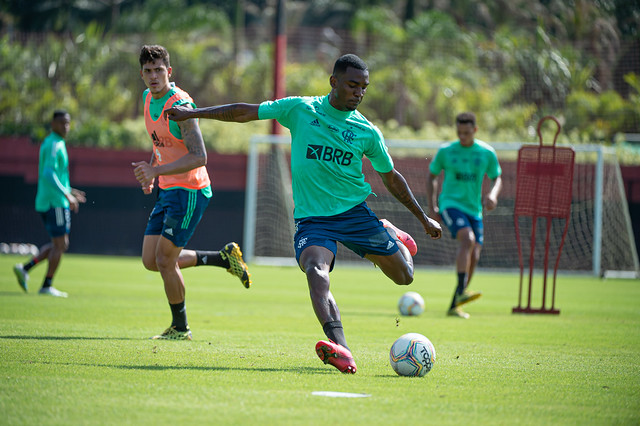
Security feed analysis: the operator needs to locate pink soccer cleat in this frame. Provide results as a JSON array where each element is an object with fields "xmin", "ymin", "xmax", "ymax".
[
  {"xmin": 380, "ymin": 219, "xmax": 418, "ymax": 256},
  {"xmin": 315, "ymin": 340, "xmax": 357, "ymax": 374}
]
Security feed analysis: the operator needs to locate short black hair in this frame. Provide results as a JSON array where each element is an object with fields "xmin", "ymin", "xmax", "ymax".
[
  {"xmin": 139, "ymin": 45, "xmax": 170, "ymax": 68},
  {"xmin": 52, "ymin": 110, "xmax": 69, "ymax": 120},
  {"xmin": 456, "ymin": 112, "xmax": 476, "ymax": 127},
  {"xmin": 333, "ymin": 54, "xmax": 368, "ymax": 76}
]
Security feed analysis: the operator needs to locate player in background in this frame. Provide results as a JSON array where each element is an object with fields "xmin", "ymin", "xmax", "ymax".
[
  {"xmin": 133, "ymin": 45, "xmax": 251, "ymax": 341},
  {"xmin": 426, "ymin": 112, "xmax": 502, "ymax": 319},
  {"xmin": 13, "ymin": 110, "xmax": 86, "ymax": 297},
  {"xmin": 164, "ymin": 54, "xmax": 442, "ymax": 373}
]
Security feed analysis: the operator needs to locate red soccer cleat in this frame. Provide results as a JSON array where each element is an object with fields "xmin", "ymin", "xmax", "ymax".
[
  {"xmin": 315, "ymin": 340, "xmax": 357, "ymax": 374},
  {"xmin": 380, "ymin": 219, "xmax": 418, "ymax": 256}
]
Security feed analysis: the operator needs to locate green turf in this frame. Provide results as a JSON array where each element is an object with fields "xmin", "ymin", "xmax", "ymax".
[{"xmin": 1, "ymin": 254, "xmax": 639, "ymax": 425}]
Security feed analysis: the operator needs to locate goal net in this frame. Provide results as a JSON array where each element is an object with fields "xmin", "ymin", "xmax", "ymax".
[{"xmin": 244, "ymin": 135, "xmax": 639, "ymax": 277}]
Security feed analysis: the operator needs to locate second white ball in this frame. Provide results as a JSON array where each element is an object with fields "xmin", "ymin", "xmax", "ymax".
[{"xmin": 398, "ymin": 291, "xmax": 425, "ymax": 316}]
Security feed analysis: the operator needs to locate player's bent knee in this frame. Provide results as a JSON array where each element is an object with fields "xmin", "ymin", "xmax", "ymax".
[
  {"xmin": 142, "ymin": 257, "xmax": 159, "ymax": 271},
  {"xmin": 305, "ymin": 265, "xmax": 330, "ymax": 286},
  {"xmin": 52, "ymin": 237, "xmax": 69, "ymax": 253},
  {"xmin": 459, "ymin": 231, "xmax": 476, "ymax": 248},
  {"xmin": 388, "ymin": 264, "xmax": 413, "ymax": 285},
  {"xmin": 154, "ymin": 254, "xmax": 177, "ymax": 272},
  {"xmin": 394, "ymin": 273, "xmax": 414, "ymax": 286}
]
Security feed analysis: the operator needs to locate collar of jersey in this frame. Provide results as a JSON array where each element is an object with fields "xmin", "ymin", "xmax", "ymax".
[
  {"xmin": 456, "ymin": 139, "xmax": 478, "ymax": 148},
  {"xmin": 321, "ymin": 94, "xmax": 355, "ymax": 120},
  {"xmin": 49, "ymin": 131, "xmax": 65, "ymax": 142}
]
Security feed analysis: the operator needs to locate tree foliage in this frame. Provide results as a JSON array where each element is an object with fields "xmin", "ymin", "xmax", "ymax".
[{"xmin": 0, "ymin": 0, "xmax": 638, "ymax": 153}]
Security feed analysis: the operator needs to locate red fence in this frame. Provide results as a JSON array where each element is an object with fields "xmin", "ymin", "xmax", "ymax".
[
  {"xmin": 0, "ymin": 136, "xmax": 247, "ymax": 191},
  {"xmin": 2, "ymin": 136, "xmax": 639, "ymax": 257}
]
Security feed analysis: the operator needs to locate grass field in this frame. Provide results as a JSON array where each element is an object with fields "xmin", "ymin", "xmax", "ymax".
[{"xmin": 1, "ymin": 254, "xmax": 639, "ymax": 425}]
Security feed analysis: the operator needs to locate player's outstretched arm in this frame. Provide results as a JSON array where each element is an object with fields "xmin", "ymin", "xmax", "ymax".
[
  {"xmin": 379, "ymin": 169, "xmax": 442, "ymax": 239},
  {"xmin": 164, "ymin": 103, "xmax": 260, "ymax": 123}
]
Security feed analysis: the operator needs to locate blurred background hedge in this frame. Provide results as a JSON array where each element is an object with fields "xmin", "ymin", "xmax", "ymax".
[{"xmin": 1, "ymin": 0, "xmax": 638, "ymax": 159}]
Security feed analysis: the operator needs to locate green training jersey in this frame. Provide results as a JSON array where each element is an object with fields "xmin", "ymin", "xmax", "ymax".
[
  {"xmin": 258, "ymin": 95, "xmax": 394, "ymax": 218},
  {"xmin": 429, "ymin": 139, "xmax": 502, "ymax": 219},
  {"xmin": 35, "ymin": 131, "xmax": 70, "ymax": 212}
]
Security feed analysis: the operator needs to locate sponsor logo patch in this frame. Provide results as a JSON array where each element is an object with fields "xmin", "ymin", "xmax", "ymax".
[{"xmin": 306, "ymin": 145, "xmax": 353, "ymax": 165}]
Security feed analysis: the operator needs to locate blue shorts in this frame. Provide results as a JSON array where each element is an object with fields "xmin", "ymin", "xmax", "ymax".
[
  {"xmin": 441, "ymin": 208, "xmax": 484, "ymax": 245},
  {"xmin": 40, "ymin": 207, "xmax": 71, "ymax": 238},
  {"xmin": 293, "ymin": 202, "xmax": 399, "ymax": 271},
  {"xmin": 145, "ymin": 188, "xmax": 210, "ymax": 248}
]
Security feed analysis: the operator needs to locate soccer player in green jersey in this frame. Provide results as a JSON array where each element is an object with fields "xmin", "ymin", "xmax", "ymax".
[
  {"xmin": 13, "ymin": 110, "xmax": 86, "ymax": 297},
  {"xmin": 165, "ymin": 54, "xmax": 442, "ymax": 373},
  {"xmin": 426, "ymin": 112, "xmax": 502, "ymax": 319}
]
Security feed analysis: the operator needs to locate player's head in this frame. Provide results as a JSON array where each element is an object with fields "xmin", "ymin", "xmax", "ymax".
[
  {"xmin": 329, "ymin": 54, "xmax": 369, "ymax": 112},
  {"xmin": 456, "ymin": 112, "xmax": 477, "ymax": 146},
  {"xmin": 51, "ymin": 110, "xmax": 70, "ymax": 138},
  {"xmin": 139, "ymin": 45, "xmax": 170, "ymax": 68},
  {"xmin": 139, "ymin": 45, "xmax": 172, "ymax": 98},
  {"xmin": 333, "ymin": 54, "xmax": 368, "ymax": 76}
]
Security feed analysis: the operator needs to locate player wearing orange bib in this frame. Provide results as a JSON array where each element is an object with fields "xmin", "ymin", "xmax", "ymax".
[{"xmin": 133, "ymin": 45, "xmax": 251, "ymax": 340}]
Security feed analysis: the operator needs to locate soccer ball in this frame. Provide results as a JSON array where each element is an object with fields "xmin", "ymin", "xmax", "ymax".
[
  {"xmin": 398, "ymin": 291, "xmax": 424, "ymax": 316},
  {"xmin": 389, "ymin": 333, "xmax": 436, "ymax": 377}
]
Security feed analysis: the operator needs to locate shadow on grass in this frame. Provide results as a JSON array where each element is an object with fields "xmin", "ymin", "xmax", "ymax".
[
  {"xmin": 0, "ymin": 291, "xmax": 29, "ymax": 296},
  {"xmin": 341, "ymin": 310, "xmax": 398, "ymax": 318},
  {"xmin": 35, "ymin": 360, "xmax": 334, "ymax": 375},
  {"xmin": 0, "ymin": 335, "xmax": 140, "ymax": 341},
  {"xmin": 0, "ymin": 335, "xmax": 337, "ymax": 374}
]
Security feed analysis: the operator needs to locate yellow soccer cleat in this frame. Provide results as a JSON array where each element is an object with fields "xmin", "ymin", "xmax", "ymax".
[
  {"xmin": 151, "ymin": 326, "xmax": 192, "ymax": 340},
  {"xmin": 220, "ymin": 242, "xmax": 252, "ymax": 289},
  {"xmin": 454, "ymin": 290, "xmax": 482, "ymax": 308},
  {"xmin": 447, "ymin": 307, "xmax": 470, "ymax": 319}
]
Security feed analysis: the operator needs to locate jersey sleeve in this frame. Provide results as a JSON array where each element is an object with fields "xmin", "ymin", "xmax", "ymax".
[
  {"xmin": 42, "ymin": 166, "xmax": 69, "ymax": 195},
  {"xmin": 41, "ymin": 143, "xmax": 68, "ymax": 195},
  {"xmin": 486, "ymin": 149, "xmax": 502, "ymax": 180},
  {"xmin": 429, "ymin": 148, "xmax": 444, "ymax": 175},
  {"xmin": 258, "ymin": 97, "xmax": 303, "ymax": 128},
  {"xmin": 364, "ymin": 125, "xmax": 394, "ymax": 173}
]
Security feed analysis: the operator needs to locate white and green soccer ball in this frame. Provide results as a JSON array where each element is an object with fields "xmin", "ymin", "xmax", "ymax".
[
  {"xmin": 389, "ymin": 333, "xmax": 436, "ymax": 377},
  {"xmin": 398, "ymin": 291, "xmax": 425, "ymax": 316}
]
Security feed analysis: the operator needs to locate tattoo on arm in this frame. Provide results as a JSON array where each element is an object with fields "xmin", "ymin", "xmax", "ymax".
[
  {"xmin": 198, "ymin": 103, "xmax": 258, "ymax": 122},
  {"xmin": 208, "ymin": 105, "xmax": 237, "ymax": 121},
  {"xmin": 394, "ymin": 185, "xmax": 420, "ymax": 213},
  {"xmin": 385, "ymin": 171, "xmax": 426, "ymax": 218},
  {"xmin": 180, "ymin": 119, "xmax": 206, "ymax": 157}
]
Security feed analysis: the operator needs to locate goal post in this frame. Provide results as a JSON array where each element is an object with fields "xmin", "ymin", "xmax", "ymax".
[
  {"xmin": 244, "ymin": 135, "xmax": 640, "ymax": 276},
  {"xmin": 243, "ymin": 135, "xmax": 298, "ymax": 266}
]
